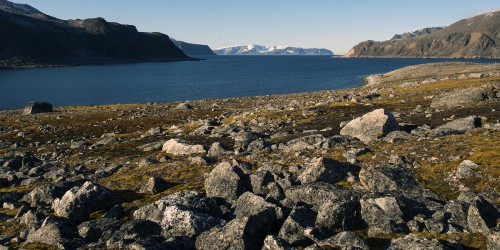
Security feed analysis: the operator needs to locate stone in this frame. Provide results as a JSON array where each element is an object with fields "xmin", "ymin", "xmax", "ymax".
[
  {"xmin": 383, "ymin": 130, "xmax": 412, "ymax": 143},
  {"xmin": 139, "ymin": 176, "xmax": 170, "ymax": 194},
  {"xmin": 26, "ymin": 216, "xmax": 80, "ymax": 246},
  {"xmin": 319, "ymin": 231, "xmax": 369, "ymax": 250},
  {"xmin": 23, "ymin": 180, "xmax": 85, "ymax": 206},
  {"xmin": 340, "ymin": 108, "xmax": 399, "ymax": 143},
  {"xmin": 315, "ymin": 197, "xmax": 359, "ymax": 232},
  {"xmin": 467, "ymin": 197, "xmax": 500, "ymax": 234},
  {"xmin": 102, "ymin": 204, "xmax": 124, "ymax": 219},
  {"xmin": 360, "ymin": 194, "xmax": 407, "ymax": 237},
  {"xmin": 262, "ymin": 235, "xmax": 293, "ymax": 250},
  {"xmin": 284, "ymin": 134, "xmax": 330, "ymax": 152},
  {"xmin": 433, "ymin": 116, "xmax": 482, "ymax": 135},
  {"xmin": 444, "ymin": 200, "xmax": 469, "ymax": 233},
  {"xmin": 162, "ymin": 139, "xmax": 205, "ymax": 155},
  {"xmin": 278, "ymin": 205, "xmax": 316, "ymax": 246},
  {"xmin": 285, "ymin": 182, "xmax": 353, "ymax": 209},
  {"xmin": 22, "ymin": 102, "xmax": 53, "ymax": 115},
  {"xmin": 205, "ymin": 162, "xmax": 247, "ymax": 201},
  {"xmin": 431, "ymin": 84, "xmax": 496, "ymax": 108},
  {"xmin": 138, "ymin": 158, "xmax": 159, "ymax": 167},
  {"xmin": 105, "ymin": 220, "xmax": 163, "ymax": 249},
  {"xmin": 173, "ymin": 103, "xmax": 193, "ymax": 110},
  {"xmin": 487, "ymin": 229, "xmax": 500, "ymax": 250},
  {"xmin": 133, "ymin": 191, "xmax": 224, "ymax": 238},
  {"xmin": 78, "ymin": 218, "xmax": 123, "ymax": 242},
  {"xmin": 235, "ymin": 192, "xmax": 282, "ymax": 220},
  {"xmin": 388, "ymin": 234, "xmax": 445, "ymax": 250},
  {"xmin": 456, "ymin": 160, "xmax": 479, "ymax": 179},
  {"xmin": 297, "ymin": 157, "xmax": 347, "ymax": 185},
  {"xmin": 207, "ymin": 142, "xmax": 231, "ymax": 157},
  {"xmin": 359, "ymin": 165, "xmax": 421, "ymax": 193},
  {"xmin": 249, "ymin": 170, "xmax": 274, "ymax": 196},
  {"xmin": 52, "ymin": 181, "xmax": 116, "ymax": 222}
]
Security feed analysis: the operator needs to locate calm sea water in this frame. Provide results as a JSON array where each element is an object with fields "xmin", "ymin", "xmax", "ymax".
[{"xmin": 0, "ymin": 56, "xmax": 498, "ymax": 110}]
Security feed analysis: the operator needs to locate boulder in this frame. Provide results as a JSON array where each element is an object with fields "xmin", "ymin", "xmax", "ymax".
[
  {"xmin": 455, "ymin": 160, "xmax": 479, "ymax": 179},
  {"xmin": 138, "ymin": 176, "xmax": 171, "ymax": 194},
  {"xmin": 52, "ymin": 181, "xmax": 116, "ymax": 222},
  {"xmin": 78, "ymin": 218, "xmax": 123, "ymax": 242},
  {"xmin": 319, "ymin": 231, "xmax": 369, "ymax": 250},
  {"xmin": 278, "ymin": 205, "xmax": 317, "ymax": 246},
  {"xmin": 360, "ymin": 194, "xmax": 407, "ymax": 237},
  {"xmin": 284, "ymin": 134, "xmax": 330, "ymax": 152},
  {"xmin": 249, "ymin": 170, "xmax": 274, "ymax": 196},
  {"xmin": 162, "ymin": 139, "xmax": 205, "ymax": 155},
  {"xmin": 104, "ymin": 219, "xmax": 163, "ymax": 249},
  {"xmin": 315, "ymin": 197, "xmax": 359, "ymax": 232},
  {"xmin": 388, "ymin": 234, "xmax": 445, "ymax": 250},
  {"xmin": 433, "ymin": 116, "xmax": 482, "ymax": 135},
  {"xmin": 431, "ymin": 84, "xmax": 496, "ymax": 108},
  {"xmin": 23, "ymin": 180, "xmax": 85, "ymax": 206},
  {"xmin": 22, "ymin": 101, "xmax": 53, "ymax": 115},
  {"xmin": 359, "ymin": 165, "xmax": 421, "ymax": 193},
  {"xmin": 26, "ymin": 216, "xmax": 80, "ymax": 247},
  {"xmin": 133, "ymin": 190, "xmax": 224, "ymax": 238},
  {"xmin": 340, "ymin": 108, "xmax": 399, "ymax": 143},
  {"xmin": 262, "ymin": 235, "xmax": 293, "ymax": 250},
  {"xmin": 467, "ymin": 197, "xmax": 500, "ymax": 234},
  {"xmin": 196, "ymin": 208, "xmax": 278, "ymax": 250},
  {"xmin": 285, "ymin": 183, "xmax": 353, "ymax": 209},
  {"xmin": 443, "ymin": 200, "xmax": 470, "ymax": 233},
  {"xmin": 207, "ymin": 142, "xmax": 231, "ymax": 157},
  {"xmin": 297, "ymin": 157, "xmax": 347, "ymax": 185},
  {"xmin": 205, "ymin": 162, "xmax": 247, "ymax": 201},
  {"xmin": 173, "ymin": 102, "xmax": 193, "ymax": 110}
]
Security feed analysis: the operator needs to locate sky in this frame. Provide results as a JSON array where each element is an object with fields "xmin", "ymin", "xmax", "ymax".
[{"xmin": 10, "ymin": 0, "xmax": 500, "ymax": 54}]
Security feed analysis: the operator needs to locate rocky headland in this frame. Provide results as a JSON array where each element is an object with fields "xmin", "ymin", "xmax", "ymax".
[
  {"xmin": 344, "ymin": 11, "xmax": 500, "ymax": 59},
  {"xmin": 0, "ymin": 62, "xmax": 499, "ymax": 249},
  {"xmin": 0, "ymin": 0, "xmax": 191, "ymax": 69}
]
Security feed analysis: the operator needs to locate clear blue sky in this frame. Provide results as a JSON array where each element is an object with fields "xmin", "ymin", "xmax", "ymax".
[{"xmin": 10, "ymin": 0, "xmax": 500, "ymax": 54}]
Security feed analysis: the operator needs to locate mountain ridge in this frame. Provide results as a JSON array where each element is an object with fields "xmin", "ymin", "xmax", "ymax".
[
  {"xmin": 0, "ymin": 0, "xmax": 191, "ymax": 68},
  {"xmin": 214, "ymin": 44, "xmax": 334, "ymax": 55},
  {"xmin": 344, "ymin": 11, "xmax": 500, "ymax": 59},
  {"xmin": 170, "ymin": 38, "xmax": 216, "ymax": 56}
]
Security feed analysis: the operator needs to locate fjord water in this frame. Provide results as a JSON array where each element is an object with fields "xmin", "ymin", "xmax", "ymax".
[{"xmin": 0, "ymin": 56, "xmax": 498, "ymax": 110}]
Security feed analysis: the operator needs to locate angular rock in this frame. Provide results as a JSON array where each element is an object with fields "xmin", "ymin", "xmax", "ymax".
[
  {"xmin": 298, "ymin": 157, "xmax": 346, "ymax": 185},
  {"xmin": 105, "ymin": 219, "xmax": 163, "ymax": 249},
  {"xmin": 52, "ymin": 181, "xmax": 116, "ymax": 222},
  {"xmin": 207, "ymin": 142, "xmax": 231, "ymax": 157},
  {"xmin": 340, "ymin": 108, "xmax": 399, "ymax": 143},
  {"xmin": 388, "ymin": 234, "xmax": 445, "ymax": 250},
  {"xmin": 455, "ymin": 160, "xmax": 479, "ymax": 179},
  {"xmin": 139, "ymin": 176, "xmax": 170, "ymax": 194},
  {"xmin": 285, "ymin": 183, "xmax": 353, "ymax": 209},
  {"xmin": 23, "ymin": 180, "xmax": 85, "ymax": 206},
  {"xmin": 78, "ymin": 218, "xmax": 123, "ymax": 242},
  {"xmin": 444, "ymin": 200, "xmax": 470, "ymax": 233},
  {"xmin": 315, "ymin": 197, "xmax": 359, "ymax": 232},
  {"xmin": 262, "ymin": 235, "xmax": 293, "ymax": 250},
  {"xmin": 26, "ymin": 216, "xmax": 79, "ymax": 246},
  {"xmin": 23, "ymin": 101, "xmax": 53, "ymax": 115},
  {"xmin": 235, "ymin": 192, "xmax": 282, "ymax": 220},
  {"xmin": 249, "ymin": 170, "xmax": 274, "ymax": 196},
  {"xmin": 359, "ymin": 165, "xmax": 421, "ymax": 193},
  {"xmin": 467, "ymin": 197, "xmax": 500, "ymax": 234},
  {"xmin": 284, "ymin": 134, "xmax": 330, "ymax": 152},
  {"xmin": 162, "ymin": 139, "xmax": 205, "ymax": 155},
  {"xmin": 431, "ymin": 84, "xmax": 496, "ymax": 108},
  {"xmin": 487, "ymin": 229, "xmax": 500, "ymax": 250},
  {"xmin": 319, "ymin": 231, "xmax": 369, "ymax": 250},
  {"xmin": 360, "ymin": 194, "xmax": 407, "ymax": 237},
  {"xmin": 173, "ymin": 103, "xmax": 193, "ymax": 110},
  {"xmin": 278, "ymin": 205, "xmax": 316, "ymax": 246},
  {"xmin": 433, "ymin": 116, "xmax": 482, "ymax": 135},
  {"xmin": 205, "ymin": 162, "xmax": 247, "ymax": 201}
]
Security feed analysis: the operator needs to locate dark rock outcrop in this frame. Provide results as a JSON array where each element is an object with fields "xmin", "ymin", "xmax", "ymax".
[
  {"xmin": 170, "ymin": 38, "xmax": 217, "ymax": 56},
  {"xmin": 22, "ymin": 102, "xmax": 53, "ymax": 115}
]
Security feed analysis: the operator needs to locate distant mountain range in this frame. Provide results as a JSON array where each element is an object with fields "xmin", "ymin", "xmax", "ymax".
[
  {"xmin": 344, "ymin": 11, "xmax": 500, "ymax": 58},
  {"xmin": 0, "ymin": 0, "xmax": 190, "ymax": 68},
  {"xmin": 214, "ymin": 45, "xmax": 334, "ymax": 55},
  {"xmin": 170, "ymin": 38, "xmax": 216, "ymax": 56}
]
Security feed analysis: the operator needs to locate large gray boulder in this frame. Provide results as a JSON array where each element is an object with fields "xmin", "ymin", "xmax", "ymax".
[
  {"xmin": 23, "ymin": 180, "xmax": 85, "ymax": 206},
  {"xmin": 52, "ymin": 181, "xmax": 116, "ymax": 222},
  {"xmin": 433, "ymin": 116, "xmax": 482, "ymax": 136},
  {"xmin": 359, "ymin": 165, "xmax": 421, "ymax": 193},
  {"xmin": 278, "ymin": 205, "xmax": 317, "ymax": 246},
  {"xmin": 249, "ymin": 170, "xmax": 274, "ymax": 196},
  {"xmin": 262, "ymin": 235, "xmax": 293, "ymax": 250},
  {"xmin": 138, "ymin": 176, "xmax": 171, "ymax": 194},
  {"xmin": 196, "ymin": 205, "xmax": 278, "ymax": 250},
  {"xmin": 467, "ymin": 197, "xmax": 500, "ymax": 234},
  {"xmin": 360, "ymin": 194, "xmax": 407, "ymax": 237},
  {"xmin": 340, "ymin": 108, "xmax": 399, "ymax": 143},
  {"xmin": 284, "ymin": 182, "xmax": 353, "ymax": 209},
  {"xmin": 235, "ymin": 192, "xmax": 282, "ymax": 221},
  {"xmin": 388, "ymin": 234, "xmax": 445, "ymax": 250},
  {"xmin": 22, "ymin": 101, "xmax": 53, "ymax": 115},
  {"xmin": 25, "ymin": 216, "xmax": 81, "ymax": 247},
  {"xmin": 315, "ymin": 197, "xmax": 359, "ymax": 232},
  {"xmin": 205, "ymin": 162, "xmax": 247, "ymax": 201},
  {"xmin": 104, "ymin": 219, "xmax": 163, "ymax": 249},
  {"xmin": 162, "ymin": 139, "xmax": 205, "ymax": 155},
  {"xmin": 78, "ymin": 218, "xmax": 124, "ymax": 242},
  {"xmin": 319, "ymin": 231, "xmax": 369, "ymax": 250},
  {"xmin": 431, "ymin": 84, "xmax": 496, "ymax": 108},
  {"xmin": 133, "ymin": 191, "xmax": 224, "ymax": 238},
  {"xmin": 297, "ymin": 157, "xmax": 347, "ymax": 185},
  {"xmin": 284, "ymin": 134, "xmax": 330, "ymax": 152}
]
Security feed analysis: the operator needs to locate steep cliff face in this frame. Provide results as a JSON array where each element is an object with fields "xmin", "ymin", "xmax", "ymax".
[
  {"xmin": 170, "ymin": 39, "xmax": 216, "ymax": 56},
  {"xmin": 344, "ymin": 11, "xmax": 500, "ymax": 59},
  {"xmin": 0, "ymin": 1, "xmax": 189, "ymax": 68}
]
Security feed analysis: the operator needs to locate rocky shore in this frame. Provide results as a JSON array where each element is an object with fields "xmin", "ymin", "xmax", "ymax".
[{"xmin": 0, "ymin": 62, "xmax": 499, "ymax": 249}]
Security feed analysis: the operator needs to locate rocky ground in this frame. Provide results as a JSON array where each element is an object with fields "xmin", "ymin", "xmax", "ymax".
[{"xmin": 0, "ymin": 62, "xmax": 499, "ymax": 249}]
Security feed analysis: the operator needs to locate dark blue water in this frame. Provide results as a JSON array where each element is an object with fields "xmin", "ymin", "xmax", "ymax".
[{"xmin": 0, "ymin": 56, "xmax": 498, "ymax": 110}]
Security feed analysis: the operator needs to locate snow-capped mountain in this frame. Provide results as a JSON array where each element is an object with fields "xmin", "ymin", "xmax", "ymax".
[{"xmin": 213, "ymin": 45, "xmax": 334, "ymax": 55}]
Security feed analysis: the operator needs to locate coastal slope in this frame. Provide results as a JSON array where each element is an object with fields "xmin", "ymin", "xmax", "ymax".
[
  {"xmin": 0, "ymin": 0, "xmax": 189, "ymax": 68},
  {"xmin": 344, "ymin": 11, "xmax": 500, "ymax": 58},
  {"xmin": 170, "ymin": 38, "xmax": 217, "ymax": 56}
]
